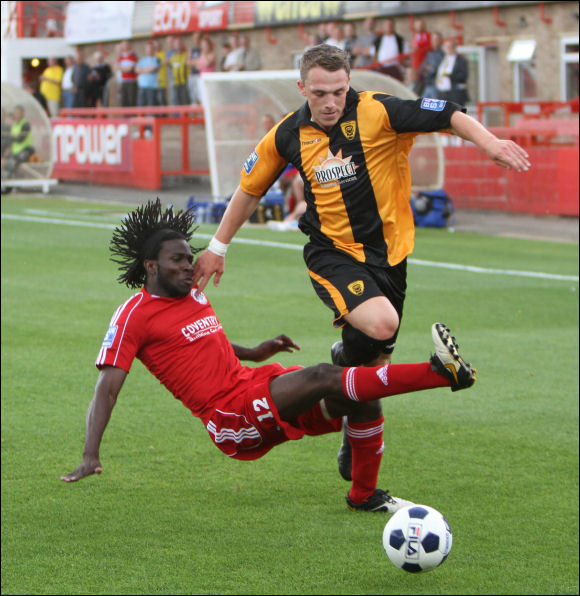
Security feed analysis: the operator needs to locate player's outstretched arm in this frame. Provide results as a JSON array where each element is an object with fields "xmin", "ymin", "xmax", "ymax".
[
  {"xmin": 192, "ymin": 186, "xmax": 261, "ymax": 292},
  {"xmin": 232, "ymin": 335, "xmax": 301, "ymax": 362},
  {"xmin": 60, "ymin": 366, "xmax": 127, "ymax": 483},
  {"xmin": 449, "ymin": 110, "xmax": 531, "ymax": 172}
]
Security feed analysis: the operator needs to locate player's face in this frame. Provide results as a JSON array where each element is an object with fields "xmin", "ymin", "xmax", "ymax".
[
  {"xmin": 150, "ymin": 238, "xmax": 194, "ymax": 298},
  {"xmin": 298, "ymin": 66, "xmax": 350, "ymax": 131}
]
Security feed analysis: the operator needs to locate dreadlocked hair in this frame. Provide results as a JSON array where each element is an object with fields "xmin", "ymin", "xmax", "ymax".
[{"xmin": 109, "ymin": 198, "xmax": 201, "ymax": 289}]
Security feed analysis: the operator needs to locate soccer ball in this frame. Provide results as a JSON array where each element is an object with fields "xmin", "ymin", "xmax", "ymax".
[{"xmin": 382, "ymin": 504, "xmax": 453, "ymax": 573}]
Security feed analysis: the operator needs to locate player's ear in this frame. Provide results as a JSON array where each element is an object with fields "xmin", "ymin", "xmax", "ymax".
[
  {"xmin": 144, "ymin": 258, "xmax": 157, "ymax": 276},
  {"xmin": 297, "ymin": 79, "xmax": 307, "ymax": 97}
]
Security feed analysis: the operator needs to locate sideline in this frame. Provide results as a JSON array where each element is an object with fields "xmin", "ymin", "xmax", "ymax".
[{"xmin": 2, "ymin": 212, "xmax": 578, "ymax": 283}]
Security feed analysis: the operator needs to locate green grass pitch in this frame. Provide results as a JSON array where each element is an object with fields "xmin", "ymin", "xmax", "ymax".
[{"xmin": 1, "ymin": 196, "xmax": 578, "ymax": 595}]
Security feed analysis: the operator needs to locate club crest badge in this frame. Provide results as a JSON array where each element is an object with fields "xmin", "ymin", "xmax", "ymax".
[
  {"xmin": 348, "ymin": 280, "xmax": 365, "ymax": 296},
  {"xmin": 340, "ymin": 121, "xmax": 356, "ymax": 140}
]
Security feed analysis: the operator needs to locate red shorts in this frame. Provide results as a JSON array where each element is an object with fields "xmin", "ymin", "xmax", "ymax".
[{"xmin": 205, "ymin": 363, "xmax": 342, "ymax": 461}]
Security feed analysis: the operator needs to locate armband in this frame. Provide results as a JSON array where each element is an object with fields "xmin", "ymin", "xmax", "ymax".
[{"xmin": 208, "ymin": 236, "xmax": 229, "ymax": 258}]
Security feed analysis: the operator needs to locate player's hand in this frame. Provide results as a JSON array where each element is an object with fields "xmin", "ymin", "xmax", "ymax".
[
  {"xmin": 251, "ymin": 335, "xmax": 301, "ymax": 362},
  {"xmin": 192, "ymin": 249, "xmax": 225, "ymax": 293},
  {"xmin": 485, "ymin": 138, "xmax": 531, "ymax": 172},
  {"xmin": 60, "ymin": 458, "xmax": 103, "ymax": 483}
]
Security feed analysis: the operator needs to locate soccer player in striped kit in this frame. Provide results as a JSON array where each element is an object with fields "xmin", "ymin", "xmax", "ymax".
[
  {"xmin": 61, "ymin": 199, "xmax": 476, "ymax": 512},
  {"xmin": 192, "ymin": 44, "xmax": 530, "ymax": 509}
]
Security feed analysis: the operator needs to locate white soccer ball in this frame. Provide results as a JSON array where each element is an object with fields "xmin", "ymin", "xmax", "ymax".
[{"xmin": 382, "ymin": 504, "xmax": 453, "ymax": 573}]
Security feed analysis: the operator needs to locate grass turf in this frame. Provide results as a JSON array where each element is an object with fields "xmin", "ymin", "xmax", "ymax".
[{"xmin": 1, "ymin": 196, "xmax": 578, "ymax": 595}]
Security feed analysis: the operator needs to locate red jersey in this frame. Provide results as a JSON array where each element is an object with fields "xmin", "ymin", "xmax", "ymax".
[
  {"xmin": 95, "ymin": 287, "xmax": 279, "ymax": 425},
  {"xmin": 412, "ymin": 31, "xmax": 432, "ymax": 70},
  {"xmin": 117, "ymin": 51, "xmax": 137, "ymax": 81}
]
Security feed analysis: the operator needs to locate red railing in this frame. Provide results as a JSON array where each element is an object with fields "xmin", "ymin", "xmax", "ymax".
[
  {"xmin": 477, "ymin": 99, "xmax": 579, "ymax": 127},
  {"xmin": 54, "ymin": 105, "xmax": 209, "ymax": 189}
]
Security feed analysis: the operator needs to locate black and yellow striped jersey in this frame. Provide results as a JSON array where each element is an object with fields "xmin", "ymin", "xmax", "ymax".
[{"xmin": 240, "ymin": 88, "xmax": 463, "ymax": 267}]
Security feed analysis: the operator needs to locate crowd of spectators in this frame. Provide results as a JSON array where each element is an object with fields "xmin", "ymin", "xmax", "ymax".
[
  {"xmin": 315, "ymin": 17, "xmax": 469, "ymax": 104},
  {"xmin": 25, "ymin": 17, "xmax": 469, "ymax": 117}
]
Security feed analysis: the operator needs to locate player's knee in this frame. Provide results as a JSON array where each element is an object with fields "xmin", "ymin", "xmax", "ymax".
[
  {"xmin": 364, "ymin": 318, "xmax": 399, "ymax": 341},
  {"xmin": 342, "ymin": 324, "xmax": 395, "ymax": 366}
]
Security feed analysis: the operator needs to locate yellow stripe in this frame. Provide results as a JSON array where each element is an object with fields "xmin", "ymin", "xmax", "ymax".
[{"xmin": 307, "ymin": 269, "xmax": 348, "ymax": 325}]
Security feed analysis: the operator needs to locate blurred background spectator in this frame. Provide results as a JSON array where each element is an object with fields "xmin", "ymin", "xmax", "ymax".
[
  {"xmin": 343, "ymin": 22, "xmax": 357, "ymax": 66},
  {"xmin": 239, "ymin": 35, "xmax": 262, "ymax": 71},
  {"xmin": 411, "ymin": 18, "xmax": 432, "ymax": 95},
  {"xmin": 168, "ymin": 36, "xmax": 189, "ymax": 105},
  {"xmin": 136, "ymin": 41, "xmax": 160, "ymax": 107},
  {"xmin": 351, "ymin": 17, "xmax": 380, "ymax": 68},
  {"xmin": 152, "ymin": 39, "xmax": 168, "ymax": 107},
  {"xmin": 86, "ymin": 51, "xmax": 112, "ymax": 108},
  {"xmin": 435, "ymin": 38, "xmax": 469, "ymax": 106},
  {"xmin": 39, "ymin": 57, "xmax": 63, "ymax": 117},
  {"xmin": 325, "ymin": 22, "xmax": 346, "ymax": 50},
  {"xmin": 1, "ymin": 105, "xmax": 35, "ymax": 178},
  {"xmin": 223, "ymin": 34, "xmax": 244, "ymax": 71},
  {"xmin": 117, "ymin": 40, "xmax": 138, "ymax": 107},
  {"xmin": 187, "ymin": 32, "xmax": 202, "ymax": 106},
  {"xmin": 25, "ymin": 81, "xmax": 48, "ymax": 114},
  {"xmin": 61, "ymin": 55, "xmax": 76, "ymax": 110},
  {"xmin": 420, "ymin": 32, "xmax": 444, "ymax": 99},
  {"xmin": 72, "ymin": 47, "xmax": 90, "ymax": 108}
]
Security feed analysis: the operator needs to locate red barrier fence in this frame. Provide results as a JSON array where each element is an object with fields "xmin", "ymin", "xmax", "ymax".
[
  {"xmin": 52, "ymin": 106, "xmax": 208, "ymax": 190},
  {"xmin": 51, "ymin": 104, "xmax": 579, "ymax": 217},
  {"xmin": 444, "ymin": 122, "xmax": 579, "ymax": 216}
]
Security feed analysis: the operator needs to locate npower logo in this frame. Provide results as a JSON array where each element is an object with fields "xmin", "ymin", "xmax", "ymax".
[{"xmin": 52, "ymin": 120, "xmax": 131, "ymax": 170}]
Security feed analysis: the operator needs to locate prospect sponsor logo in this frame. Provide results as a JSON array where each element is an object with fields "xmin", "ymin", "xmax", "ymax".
[{"xmin": 312, "ymin": 149, "xmax": 358, "ymax": 188}]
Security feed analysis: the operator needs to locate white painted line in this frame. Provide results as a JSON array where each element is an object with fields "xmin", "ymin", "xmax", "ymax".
[{"xmin": 2, "ymin": 213, "xmax": 578, "ymax": 282}]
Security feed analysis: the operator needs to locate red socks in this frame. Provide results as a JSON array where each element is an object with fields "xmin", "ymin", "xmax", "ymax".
[
  {"xmin": 347, "ymin": 417, "xmax": 385, "ymax": 504},
  {"xmin": 342, "ymin": 362, "xmax": 448, "ymax": 402}
]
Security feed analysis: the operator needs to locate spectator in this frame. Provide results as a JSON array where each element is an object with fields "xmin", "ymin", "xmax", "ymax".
[
  {"xmin": 218, "ymin": 41, "xmax": 232, "ymax": 71},
  {"xmin": 1, "ymin": 109, "xmax": 12, "ymax": 157},
  {"xmin": 325, "ymin": 22, "xmax": 346, "ymax": 51},
  {"xmin": 351, "ymin": 17, "xmax": 380, "ymax": 68},
  {"xmin": 168, "ymin": 36, "xmax": 189, "ymax": 105},
  {"xmin": 316, "ymin": 22, "xmax": 329, "ymax": 44},
  {"xmin": 25, "ymin": 81, "xmax": 48, "ymax": 114},
  {"xmin": 411, "ymin": 18, "xmax": 432, "ymax": 84},
  {"xmin": 420, "ymin": 32, "xmax": 444, "ymax": 99},
  {"xmin": 39, "ymin": 57, "xmax": 63, "ymax": 117},
  {"xmin": 303, "ymin": 32, "xmax": 318, "ymax": 52},
  {"xmin": 343, "ymin": 22, "xmax": 357, "ymax": 66},
  {"xmin": 187, "ymin": 32, "xmax": 202, "ymax": 105},
  {"xmin": 222, "ymin": 34, "xmax": 244, "ymax": 71},
  {"xmin": 367, "ymin": 18, "xmax": 409, "ymax": 81},
  {"xmin": 196, "ymin": 37, "xmax": 217, "ymax": 89},
  {"xmin": 1, "ymin": 105, "xmax": 35, "ymax": 178},
  {"xmin": 61, "ymin": 56, "xmax": 76, "ymax": 110},
  {"xmin": 239, "ymin": 35, "xmax": 262, "ymax": 71},
  {"xmin": 435, "ymin": 38, "xmax": 469, "ymax": 106},
  {"xmin": 152, "ymin": 39, "xmax": 168, "ymax": 106},
  {"xmin": 86, "ymin": 51, "xmax": 112, "ymax": 108},
  {"xmin": 136, "ymin": 42, "xmax": 160, "ymax": 107},
  {"xmin": 117, "ymin": 40, "xmax": 138, "ymax": 107},
  {"xmin": 72, "ymin": 47, "xmax": 90, "ymax": 108}
]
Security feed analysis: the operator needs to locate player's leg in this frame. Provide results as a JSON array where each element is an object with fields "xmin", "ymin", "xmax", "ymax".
[
  {"xmin": 330, "ymin": 262, "xmax": 407, "ymax": 482},
  {"xmin": 270, "ymin": 323, "xmax": 476, "ymax": 511}
]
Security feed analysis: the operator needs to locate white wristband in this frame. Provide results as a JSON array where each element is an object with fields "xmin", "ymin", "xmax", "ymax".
[{"xmin": 208, "ymin": 236, "xmax": 229, "ymax": 257}]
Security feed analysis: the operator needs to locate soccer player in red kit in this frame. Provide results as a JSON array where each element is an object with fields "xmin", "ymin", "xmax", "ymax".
[{"xmin": 61, "ymin": 199, "xmax": 476, "ymax": 512}]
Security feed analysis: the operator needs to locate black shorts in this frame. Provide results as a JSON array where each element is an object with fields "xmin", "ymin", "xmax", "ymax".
[{"xmin": 303, "ymin": 242, "xmax": 407, "ymax": 329}]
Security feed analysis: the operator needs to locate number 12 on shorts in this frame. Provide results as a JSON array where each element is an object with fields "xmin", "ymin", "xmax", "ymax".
[{"xmin": 253, "ymin": 397, "xmax": 274, "ymax": 422}]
